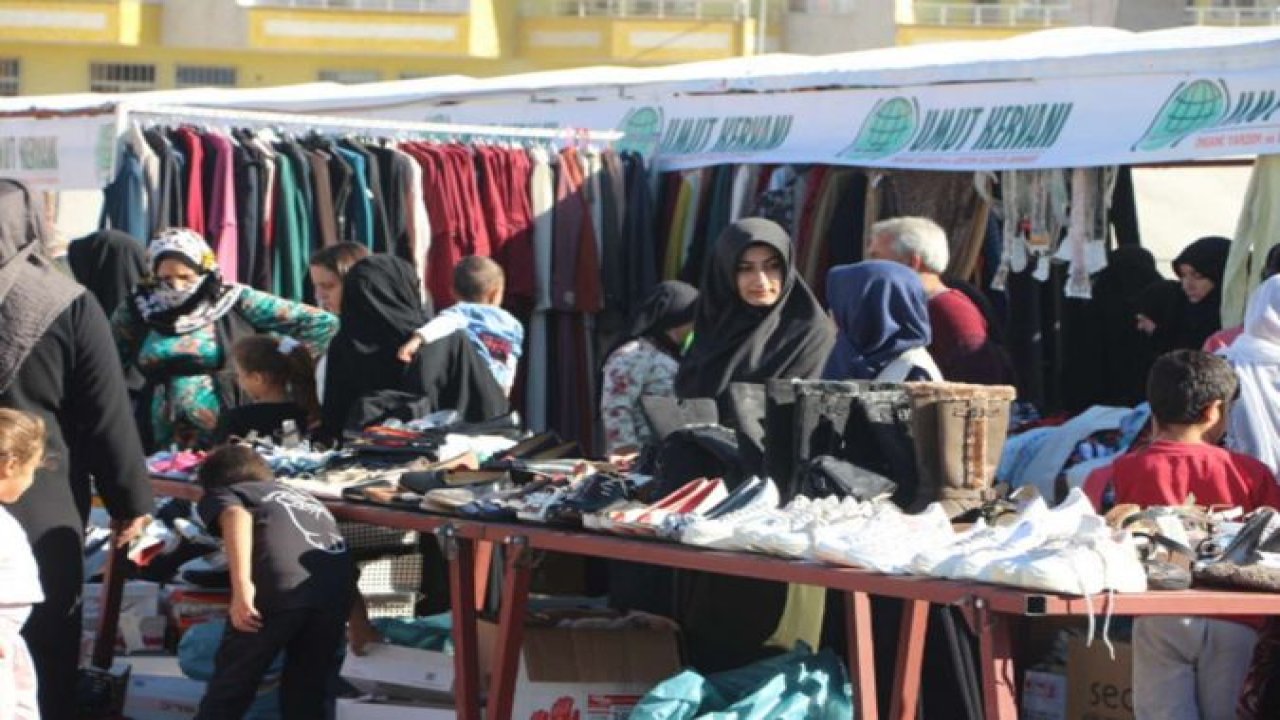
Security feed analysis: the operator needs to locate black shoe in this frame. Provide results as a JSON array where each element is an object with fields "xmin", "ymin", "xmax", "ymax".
[
  {"xmin": 705, "ymin": 476, "xmax": 763, "ymax": 520},
  {"xmin": 545, "ymin": 475, "xmax": 634, "ymax": 526}
]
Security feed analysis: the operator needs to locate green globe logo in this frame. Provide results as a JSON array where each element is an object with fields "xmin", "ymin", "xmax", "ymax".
[
  {"xmin": 1134, "ymin": 79, "xmax": 1229, "ymax": 152},
  {"xmin": 617, "ymin": 106, "xmax": 664, "ymax": 157},
  {"xmin": 838, "ymin": 97, "xmax": 919, "ymax": 161}
]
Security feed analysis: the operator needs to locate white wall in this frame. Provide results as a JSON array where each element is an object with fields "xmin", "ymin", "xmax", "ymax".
[{"xmin": 1133, "ymin": 164, "xmax": 1253, "ymax": 277}]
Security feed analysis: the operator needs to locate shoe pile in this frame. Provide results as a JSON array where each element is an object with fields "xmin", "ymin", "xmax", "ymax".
[{"xmin": 907, "ymin": 489, "xmax": 1148, "ymax": 596}]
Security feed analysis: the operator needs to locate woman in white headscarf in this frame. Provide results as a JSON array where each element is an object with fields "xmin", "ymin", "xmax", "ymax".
[
  {"xmin": 114, "ymin": 228, "xmax": 338, "ymax": 450},
  {"xmin": 1223, "ymin": 275, "xmax": 1280, "ymax": 475}
]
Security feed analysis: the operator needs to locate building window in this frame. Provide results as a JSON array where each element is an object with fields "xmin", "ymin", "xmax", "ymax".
[
  {"xmin": 90, "ymin": 63, "xmax": 156, "ymax": 93},
  {"xmin": 0, "ymin": 59, "xmax": 18, "ymax": 97},
  {"xmin": 175, "ymin": 65, "xmax": 238, "ymax": 89},
  {"xmin": 318, "ymin": 69, "xmax": 382, "ymax": 84}
]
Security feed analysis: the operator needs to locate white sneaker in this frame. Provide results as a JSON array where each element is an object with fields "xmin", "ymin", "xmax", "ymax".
[
  {"xmin": 950, "ymin": 489, "xmax": 1097, "ymax": 581},
  {"xmin": 909, "ymin": 518, "xmax": 993, "ymax": 576},
  {"xmin": 734, "ymin": 497, "xmax": 811, "ymax": 553},
  {"xmin": 984, "ymin": 515, "xmax": 1147, "ymax": 595},
  {"xmin": 816, "ymin": 503, "xmax": 953, "ymax": 573},
  {"xmin": 680, "ymin": 478, "xmax": 781, "ymax": 549}
]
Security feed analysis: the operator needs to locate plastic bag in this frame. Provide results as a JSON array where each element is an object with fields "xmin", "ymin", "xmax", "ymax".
[{"xmin": 631, "ymin": 644, "xmax": 853, "ymax": 720}]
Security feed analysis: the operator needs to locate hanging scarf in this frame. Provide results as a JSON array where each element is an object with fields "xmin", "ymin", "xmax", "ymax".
[
  {"xmin": 67, "ymin": 229, "xmax": 147, "ymax": 317},
  {"xmin": 675, "ymin": 218, "xmax": 835, "ymax": 400},
  {"xmin": 0, "ymin": 180, "xmax": 85, "ymax": 393},
  {"xmin": 131, "ymin": 228, "xmax": 241, "ymax": 335},
  {"xmin": 1224, "ymin": 275, "xmax": 1280, "ymax": 474},
  {"xmin": 823, "ymin": 260, "xmax": 933, "ymax": 380}
]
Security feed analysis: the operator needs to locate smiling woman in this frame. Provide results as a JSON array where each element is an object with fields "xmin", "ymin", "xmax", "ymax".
[{"xmin": 674, "ymin": 217, "xmax": 835, "ymax": 402}]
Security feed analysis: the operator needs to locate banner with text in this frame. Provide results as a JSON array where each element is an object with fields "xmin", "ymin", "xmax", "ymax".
[
  {"xmin": 401, "ymin": 68, "xmax": 1280, "ymax": 170},
  {"xmin": 0, "ymin": 113, "xmax": 117, "ymax": 191}
]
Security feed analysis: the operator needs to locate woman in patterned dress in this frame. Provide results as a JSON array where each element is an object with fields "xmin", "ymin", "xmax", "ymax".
[
  {"xmin": 600, "ymin": 280, "xmax": 698, "ymax": 458},
  {"xmin": 113, "ymin": 228, "xmax": 337, "ymax": 450}
]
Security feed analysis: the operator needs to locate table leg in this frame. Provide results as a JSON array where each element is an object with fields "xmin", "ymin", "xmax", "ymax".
[
  {"xmin": 978, "ymin": 605, "xmax": 1018, "ymax": 720},
  {"xmin": 846, "ymin": 591, "xmax": 878, "ymax": 720},
  {"xmin": 487, "ymin": 536, "xmax": 534, "ymax": 720},
  {"xmin": 474, "ymin": 541, "xmax": 494, "ymax": 610},
  {"xmin": 888, "ymin": 599, "xmax": 930, "ymax": 720},
  {"xmin": 445, "ymin": 528, "xmax": 482, "ymax": 720}
]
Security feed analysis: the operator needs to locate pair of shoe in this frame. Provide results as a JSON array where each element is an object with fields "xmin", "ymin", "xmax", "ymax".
[
  {"xmin": 1195, "ymin": 507, "xmax": 1280, "ymax": 592},
  {"xmin": 544, "ymin": 475, "xmax": 636, "ymax": 527},
  {"xmin": 678, "ymin": 477, "xmax": 781, "ymax": 549},
  {"xmin": 927, "ymin": 489, "xmax": 1096, "ymax": 581},
  {"xmin": 981, "ymin": 515, "xmax": 1147, "ymax": 595},
  {"xmin": 606, "ymin": 477, "xmax": 728, "ymax": 536},
  {"xmin": 812, "ymin": 502, "xmax": 954, "ymax": 573}
]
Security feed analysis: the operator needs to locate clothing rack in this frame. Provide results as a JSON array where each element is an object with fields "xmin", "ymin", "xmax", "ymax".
[{"xmin": 118, "ymin": 103, "xmax": 622, "ymax": 147}]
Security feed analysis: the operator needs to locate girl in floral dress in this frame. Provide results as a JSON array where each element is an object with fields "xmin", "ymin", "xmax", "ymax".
[{"xmin": 600, "ymin": 281, "xmax": 698, "ymax": 458}]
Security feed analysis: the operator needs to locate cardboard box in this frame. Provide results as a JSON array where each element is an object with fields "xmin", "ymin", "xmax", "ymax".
[
  {"xmin": 1067, "ymin": 637, "xmax": 1134, "ymax": 720},
  {"xmin": 336, "ymin": 697, "xmax": 455, "ymax": 720},
  {"xmin": 1023, "ymin": 669, "xmax": 1068, "ymax": 720},
  {"xmin": 477, "ymin": 618, "xmax": 681, "ymax": 720},
  {"xmin": 123, "ymin": 671, "xmax": 278, "ymax": 720},
  {"xmin": 166, "ymin": 588, "xmax": 231, "ymax": 637},
  {"xmin": 340, "ymin": 643, "xmax": 456, "ymax": 699}
]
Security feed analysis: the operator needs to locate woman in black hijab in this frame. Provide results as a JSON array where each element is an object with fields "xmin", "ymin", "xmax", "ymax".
[
  {"xmin": 1072, "ymin": 245, "xmax": 1166, "ymax": 408},
  {"xmin": 1137, "ymin": 235, "xmax": 1232, "ymax": 354},
  {"xmin": 67, "ymin": 229, "xmax": 148, "ymax": 394},
  {"xmin": 0, "ymin": 180, "xmax": 152, "ymax": 720},
  {"xmin": 675, "ymin": 218, "xmax": 835, "ymax": 401},
  {"xmin": 672, "ymin": 218, "xmax": 833, "ymax": 674},
  {"xmin": 321, "ymin": 255, "xmax": 506, "ymax": 439},
  {"xmin": 67, "ymin": 229, "xmax": 147, "ymax": 318},
  {"xmin": 601, "ymin": 280, "xmax": 698, "ymax": 456}
]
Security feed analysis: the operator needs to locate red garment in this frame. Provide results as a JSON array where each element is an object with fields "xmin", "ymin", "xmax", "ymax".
[
  {"xmin": 203, "ymin": 132, "xmax": 239, "ymax": 284},
  {"xmin": 927, "ymin": 289, "xmax": 993, "ymax": 381},
  {"xmin": 404, "ymin": 144, "xmax": 461, "ymax": 307},
  {"xmin": 1111, "ymin": 441, "xmax": 1280, "ymax": 511},
  {"xmin": 1112, "ymin": 440, "xmax": 1280, "ymax": 630},
  {"xmin": 499, "ymin": 149, "xmax": 536, "ymax": 304},
  {"xmin": 175, "ymin": 128, "xmax": 206, "ymax": 236},
  {"xmin": 1203, "ymin": 325, "xmax": 1244, "ymax": 353}
]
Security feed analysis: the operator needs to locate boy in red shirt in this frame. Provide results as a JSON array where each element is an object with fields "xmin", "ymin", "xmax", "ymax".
[{"xmin": 1112, "ymin": 350, "xmax": 1280, "ymax": 720}]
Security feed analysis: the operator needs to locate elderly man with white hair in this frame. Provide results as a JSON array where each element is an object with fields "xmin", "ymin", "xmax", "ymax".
[{"xmin": 866, "ymin": 216, "xmax": 1012, "ymax": 385}]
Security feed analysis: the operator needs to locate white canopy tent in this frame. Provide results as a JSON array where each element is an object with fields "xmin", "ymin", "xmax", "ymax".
[{"xmin": 4, "ymin": 25, "xmax": 1279, "ymax": 190}]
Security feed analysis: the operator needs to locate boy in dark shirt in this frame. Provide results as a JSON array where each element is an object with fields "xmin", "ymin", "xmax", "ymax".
[
  {"xmin": 194, "ymin": 445, "xmax": 354, "ymax": 720},
  {"xmin": 1112, "ymin": 350, "xmax": 1280, "ymax": 720}
]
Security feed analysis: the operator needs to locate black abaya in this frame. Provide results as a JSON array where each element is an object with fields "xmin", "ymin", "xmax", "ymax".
[
  {"xmin": 3, "ymin": 295, "xmax": 153, "ymax": 720},
  {"xmin": 321, "ymin": 255, "xmax": 506, "ymax": 439}
]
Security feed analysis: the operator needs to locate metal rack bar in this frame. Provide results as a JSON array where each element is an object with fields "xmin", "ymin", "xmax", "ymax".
[{"xmin": 121, "ymin": 103, "xmax": 622, "ymax": 144}]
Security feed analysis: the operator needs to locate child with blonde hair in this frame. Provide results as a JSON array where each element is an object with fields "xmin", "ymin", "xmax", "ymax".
[{"xmin": 0, "ymin": 408, "xmax": 47, "ymax": 719}]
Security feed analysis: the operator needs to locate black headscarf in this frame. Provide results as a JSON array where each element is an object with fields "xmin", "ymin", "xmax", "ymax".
[
  {"xmin": 1089, "ymin": 246, "xmax": 1165, "ymax": 406},
  {"xmin": 622, "ymin": 280, "xmax": 698, "ymax": 358},
  {"xmin": 0, "ymin": 180, "xmax": 84, "ymax": 393},
  {"xmin": 68, "ymin": 229, "xmax": 149, "ymax": 393},
  {"xmin": 337, "ymin": 254, "xmax": 433, "ymax": 356},
  {"xmin": 67, "ymin": 229, "xmax": 146, "ymax": 318},
  {"xmin": 1142, "ymin": 235, "xmax": 1232, "ymax": 352},
  {"xmin": 322, "ymin": 254, "xmax": 501, "ymax": 439},
  {"xmin": 675, "ymin": 218, "xmax": 835, "ymax": 400}
]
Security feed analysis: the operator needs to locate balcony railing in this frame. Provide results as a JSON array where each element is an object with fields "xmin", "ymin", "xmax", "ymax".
[
  {"xmin": 237, "ymin": 0, "xmax": 470, "ymax": 12},
  {"xmin": 788, "ymin": 0, "xmax": 857, "ymax": 13},
  {"xmin": 520, "ymin": 0, "xmax": 752, "ymax": 20},
  {"xmin": 1185, "ymin": 7, "xmax": 1280, "ymax": 26},
  {"xmin": 912, "ymin": 2, "xmax": 1071, "ymax": 27}
]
